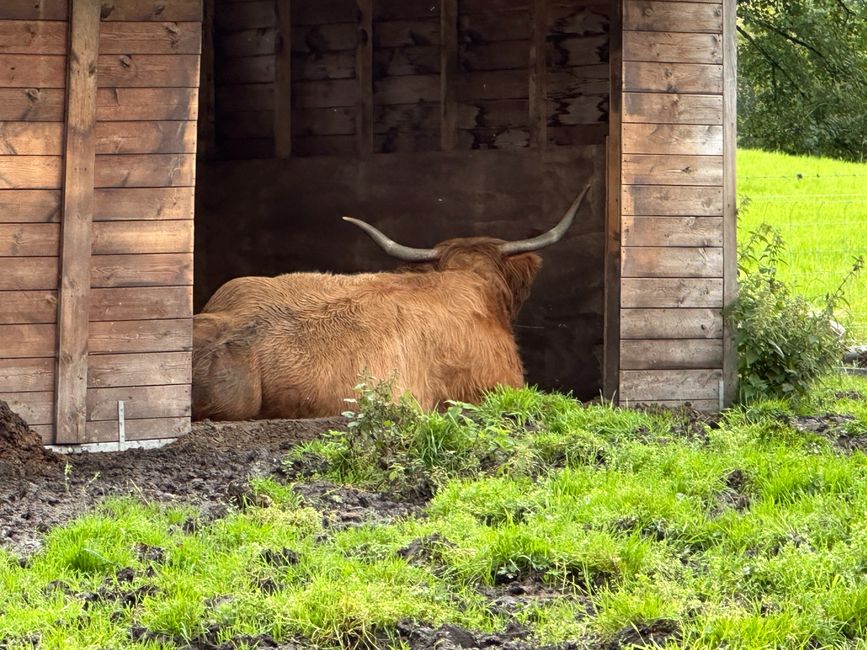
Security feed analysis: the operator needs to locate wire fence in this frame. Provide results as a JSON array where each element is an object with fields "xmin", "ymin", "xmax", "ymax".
[{"xmin": 738, "ymin": 171, "xmax": 867, "ymax": 344}]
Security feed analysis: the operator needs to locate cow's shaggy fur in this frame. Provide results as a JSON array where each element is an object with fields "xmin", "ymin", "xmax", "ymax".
[{"xmin": 192, "ymin": 239, "xmax": 541, "ymax": 420}]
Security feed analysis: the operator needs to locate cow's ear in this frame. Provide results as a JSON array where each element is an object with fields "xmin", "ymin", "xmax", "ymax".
[{"xmin": 503, "ymin": 253, "xmax": 542, "ymax": 316}]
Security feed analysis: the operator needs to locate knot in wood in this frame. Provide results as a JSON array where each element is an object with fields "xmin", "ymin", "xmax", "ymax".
[
  {"xmin": 100, "ymin": 4, "xmax": 114, "ymax": 20},
  {"xmin": 642, "ymin": 6, "xmax": 654, "ymax": 16},
  {"xmin": 119, "ymin": 55, "xmax": 132, "ymax": 68},
  {"xmin": 25, "ymin": 88, "xmax": 40, "ymax": 102}
]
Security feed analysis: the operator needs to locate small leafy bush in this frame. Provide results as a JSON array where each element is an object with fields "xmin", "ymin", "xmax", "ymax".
[{"xmin": 726, "ymin": 222, "xmax": 863, "ymax": 402}]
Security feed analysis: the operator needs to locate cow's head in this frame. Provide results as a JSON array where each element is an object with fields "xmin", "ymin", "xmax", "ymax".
[{"xmin": 343, "ymin": 185, "xmax": 591, "ymax": 321}]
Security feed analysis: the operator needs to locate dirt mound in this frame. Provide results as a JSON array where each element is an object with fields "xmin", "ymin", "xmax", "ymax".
[{"xmin": 0, "ymin": 400, "xmax": 60, "ymax": 484}]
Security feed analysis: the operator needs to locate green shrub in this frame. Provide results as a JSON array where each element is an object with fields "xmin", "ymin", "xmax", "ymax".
[{"xmin": 725, "ymin": 223, "xmax": 862, "ymax": 402}]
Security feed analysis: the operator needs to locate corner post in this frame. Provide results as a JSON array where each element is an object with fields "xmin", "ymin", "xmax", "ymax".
[{"xmin": 722, "ymin": 0, "xmax": 738, "ymax": 405}]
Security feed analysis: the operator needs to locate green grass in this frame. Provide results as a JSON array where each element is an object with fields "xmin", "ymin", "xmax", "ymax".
[
  {"xmin": 738, "ymin": 149, "xmax": 867, "ymax": 342},
  {"xmin": 3, "ymin": 379, "xmax": 867, "ymax": 649}
]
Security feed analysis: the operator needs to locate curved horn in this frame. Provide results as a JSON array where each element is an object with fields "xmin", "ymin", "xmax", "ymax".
[
  {"xmin": 498, "ymin": 184, "xmax": 591, "ymax": 256},
  {"xmin": 342, "ymin": 216, "xmax": 440, "ymax": 262}
]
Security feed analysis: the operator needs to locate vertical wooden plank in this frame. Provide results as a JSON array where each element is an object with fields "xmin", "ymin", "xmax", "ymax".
[
  {"xmin": 722, "ymin": 0, "xmax": 737, "ymax": 406},
  {"xmin": 528, "ymin": 0, "xmax": 546, "ymax": 149},
  {"xmin": 198, "ymin": 0, "xmax": 216, "ymax": 160},
  {"xmin": 356, "ymin": 0, "xmax": 373, "ymax": 156},
  {"xmin": 604, "ymin": 0, "xmax": 623, "ymax": 401},
  {"xmin": 440, "ymin": 0, "xmax": 458, "ymax": 151},
  {"xmin": 275, "ymin": 0, "xmax": 292, "ymax": 158},
  {"xmin": 55, "ymin": 0, "xmax": 100, "ymax": 444}
]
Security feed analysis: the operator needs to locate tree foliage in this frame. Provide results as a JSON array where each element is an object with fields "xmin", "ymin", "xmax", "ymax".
[{"xmin": 737, "ymin": 0, "xmax": 867, "ymax": 161}]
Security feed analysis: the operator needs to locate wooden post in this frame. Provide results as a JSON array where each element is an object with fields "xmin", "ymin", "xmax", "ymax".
[
  {"xmin": 440, "ymin": 0, "xmax": 458, "ymax": 151},
  {"xmin": 54, "ymin": 0, "xmax": 100, "ymax": 444},
  {"xmin": 528, "ymin": 0, "xmax": 547, "ymax": 149},
  {"xmin": 603, "ymin": 0, "xmax": 623, "ymax": 402},
  {"xmin": 722, "ymin": 0, "xmax": 737, "ymax": 405},
  {"xmin": 275, "ymin": 0, "xmax": 292, "ymax": 158},
  {"xmin": 356, "ymin": 0, "xmax": 373, "ymax": 156},
  {"xmin": 198, "ymin": 0, "xmax": 217, "ymax": 160}
]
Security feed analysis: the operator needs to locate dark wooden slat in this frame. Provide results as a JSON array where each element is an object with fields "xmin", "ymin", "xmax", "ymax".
[
  {"xmin": 98, "ymin": 54, "xmax": 200, "ymax": 88},
  {"xmin": 621, "ymin": 278, "xmax": 723, "ymax": 308},
  {"xmin": 375, "ymin": 20, "xmax": 439, "ymax": 48},
  {"xmin": 0, "ymin": 1, "xmax": 68, "ymax": 20},
  {"xmin": 454, "ymin": 69, "xmax": 527, "ymax": 101},
  {"xmin": 0, "ymin": 54, "xmax": 66, "ymax": 88},
  {"xmin": 623, "ymin": 185, "xmax": 723, "ymax": 216},
  {"xmin": 620, "ymin": 369, "xmax": 722, "ymax": 402},
  {"xmin": 94, "ymin": 187, "xmax": 194, "ymax": 220},
  {"xmin": 91, "ymin": 252, "xmax": 194, "ymax": 287},
  {"xmin": 0, "ymin": 20, "xmax": 66, "ymax": 55},
  {"xmin": 622, "ymin": 153, "xmax": 722, "ymax": 185},
  {"xmin": 93, "ymin": 154, "xmax": 196, "ymax": 188},
  {"xmin": 292, "ymin": 134, "xmax": 356, "ymax": 156},
  {"xmin": 91, "ymin": 220, "xmax": 194, "ymax": 255},
  {"xmin": 375, "ymin": 74, "xmax": 439, "ymax": 104},
  {"xmin": 441, "ymin": 0, "xmax": 458, "ymax": 150},
  {"xmin": 98, "ymin": 0, "xmax": 203, "ymax": 22},
  {"xmin": 86, "ymin": 384, "xmax": 191, "ymax": 421},
  {"xmin": 216, "ymin": 0, "xmax": 274, "ymax": 31},
  {"xmin": 89, "ymin": 319, "xmax": 193, "ymax": 354},
  {"xmin": 622, "ymin": 246, "xmax": 724, "ymax": 278},
  {"xmin": 623, "ymin": 1, "xmax": 722, "ymax": 33},
  {"xmin": 623, "ymin": 62, "xmax": 722, "ymax": 94},
  {"xmin": 528, "ymin": 0, "xmax": 545, "ymax": 148},
  {"xmin": 55, "ymin": 0, "xmax": 100, "ymax": 444},
  {"xmin": 274, "ymin": 0, "xmax": 292, "ymax": 158},
  {"xmin": 220, "ymin": 27, "xmax": 276, "ymax": 57},
  {"xmin": 375, "ymin": 0, "xmax": 441, "ymax": 21},
  {"xmin": 0, "ymin": 290, "xmax": 57, "ymax": 324},
  {"xmin": 0, "ymin": 257, "xmax": 57, "ymax": 290},
  {"xmin": 293, "ymin": 78, "xmax": 358, "ymax": 107},
  {"xmin": 621, "ymin": 339, "xmax": 723, "ymax": 370},
  {"xmin": 99, "ymin": 22, "xmax": 202, "ymax": 55},
  {"xmin": 622, "ymin": 216, "xmax": 723, "ymax": 247},
  {"xmin": 357, "ymin": 0, "xmax": 373, "ymax": 156},
  {"xmin": 291, "ymin": 0, "xmax": 357, "ymax": 25},
  {"xmin": 0, "ymin": 358, "xmax": 55, "ymax": 392},
  {"xmin": 623, "ymin": 31, "xmax": 721, "ymax": 64},
  {"xmin": 89, "ymin": 286, "xmax": 192, "ymax": 322},
  {"xmin": 621, "ymin": 308, "xmax": 723, "ymax": 339},
  {"xmin": 374, "ymin": 45, "xmax": 440, "ymax": 77},
  {"xmin": 216, "ymin": 54, "xmax": 274, "ymax": 84},
  {"xmin": 88, "ymin": 351, "xmax": 192, "ymax": 388},
  {"xmin": 623, "ymin": 92, "xmax": 722, "ymax": 124},
  {"xmin": 295, "ymin": 107, "xmax": 356, "ymax": 135},
  {"xmin": 217, "ymin": 110, "xmax": 274, "ymax": 138}
]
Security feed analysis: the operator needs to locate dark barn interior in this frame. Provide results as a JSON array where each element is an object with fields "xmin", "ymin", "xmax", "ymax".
[{"xmin": 194, "ymin": 0, "xmax": 615, "ymax": 399}]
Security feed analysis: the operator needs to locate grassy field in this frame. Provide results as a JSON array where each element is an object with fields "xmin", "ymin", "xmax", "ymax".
[
  {"xmin": 3, "ymin": 377, "xmax": 867, "ymax": 649},
  {"xmin": 738, "ymin": 149, "xmax": 867, "ymax": 342}
]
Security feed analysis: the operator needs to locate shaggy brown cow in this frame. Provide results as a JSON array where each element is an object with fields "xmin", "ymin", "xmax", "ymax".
[{"xmin": 192, "ymin": 185, "xmax": 590, "ymax": 421}]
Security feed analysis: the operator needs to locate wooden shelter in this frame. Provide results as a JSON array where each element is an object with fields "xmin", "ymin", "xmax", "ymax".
[{"xmin": 0, "ymin": 0, "xmax": 736, "ymax": 449}]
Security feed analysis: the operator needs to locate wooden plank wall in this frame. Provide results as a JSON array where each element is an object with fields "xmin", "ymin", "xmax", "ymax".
[
  {"xmin": 619, "ymin": 0, "xmax": 728, "ymax": 409},
  {"xmin": 0, "ymin": 1, "xmax": 200, "ymax": 444}
]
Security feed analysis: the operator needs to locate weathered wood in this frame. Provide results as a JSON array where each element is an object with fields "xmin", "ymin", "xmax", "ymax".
[
  {"xmin": 295, "ymin": 107, "xmax": 356, "ymax": 135},
  {"xmin": 94, "ymin": 154, "xmax": 196, "ymax": 188},
  {"xmin": 374, "ymin": 102, "xmax": 438, "ymax": 132},
  {"xmin": 547, "ymin": 65, "xmax": 609, "ymax": 98},
  {"xmin": 621, "ymin": 308, "xmax": 723, "ymax": 338},
  {"xmin": 0, "ymin": 223, "xmax": 59, "ymax": 255},
  {"xmin": 55, "ymin": 0, "xmax": 100, "ymax": 445},
  {"xmin": 621, "ymin": 278, "xmax": 723, "ymax": 308},
  {"xmin": 78, "ymin": 416, "xmax": 190, "ymax": 443},
  {"xmin": 292, "ymin": 52, "xmax": 355, "ymax": 82},
  {"xmin": 623, "ymin": 31, "xmax": 721, "ymax": 64},
  {"xmin": 722, "ymin": 0, "xmax": 737, "ymax": 406},
  {"xmin": 0, "ymin": 257, "xmax": 57, "ymax": 290},
  {"xmin": 623, "ymin": 124, "xmax": 722, "ymax": 155},
  {"xmin": 91, "ymin": 220, "xmax": 193, "ymax": 255},
  {"xmin": 0, "ymin": 55, "xmax": 66, "ymax": 88},
  {"xmin": 217, "ymin": 110, "xmax": 274, "ymax": 138},
  {"xmin": 375, "ymin": 20, "xmax": 439, "ymax": 48},
  {"xmin": 98, "ymin": 54, "xmax": 200, "ymax": 88},
  {"xmin": 623, "ymin": 62, "xmax": 722, "ymax": 93},
  {"xmin": 0, "ymin": 20, "xmax": 67, "ymax": 55},
  {"xmin": 461, "ymin": 42, "xmax": 529, "ymax": 72},
  {"xmin": 623, "ymin": 92, "xmax": 722, "ymax": 124},
  {"xmin": 0, "ymin": 88, "xmax": 66, "ymax": 121},
  {"xmin": 622, "ymin": 246, "xmax": 723, "ymax": 278},
  {"xmin": 627, "ymin": 398, "xmax": 720, "ymax": 411},
  {"xmin": 0, "ymin": 122, "xmax": 63, "ymax": 154},
  {"xmin": 356, "ymin": 0, "xmax": 373, "ymax": 156},
  {"xmin": 294, "ymin": 23, "xmax": 357, "ymax": 52},
  {"xmin": 0, "ymin": 358, "xmax": 55, "ymax": 392},
  {"xmin": 375, "ymin": 130, "xmax": 440, "ymax": 153},
  {"xmin": 274, "ymin": 0, "xmax": 292, "ymax": 158},
  {"xmin": 98, "ymin": 88, "xmax": 199, "ymax": 121},
  {"xmin": 292, "ymin": 134, "xmax": 356, "ymax": 156},
  {"xmin": 528, "ymin": 0, "xmax": 545, "ymax": 148},
  {"xmin": 199, "ymin": 0, "xmax": 217, "ymax": 160},
  {"xmin": 215, "ymin": 54, "xmax": 274, "ymax": 83},
  {"xmin": 462, "ymin": 0, "xmax": 528, "ymax": 12},
  {"xmin": 89, "ymin": 319, "xmax": 193, "ymax": 354},
  {"xmin": 454, "ymin": 69, "xmax": 527, "ymax": 101},
  {"xmin": 0, "ymin": 290, "xmax": 57, "ymax": 324},
  {"xmin": 291, "ymin": 0, "xmax": 357, "ymax": 26},
  {"xmin": 459, "ymin": 12, "xmax": 529, "ymax": 43},
  {"xmin": 547, "ymin": 123, "xmax": 607, "ymax": 146},
  {"xmin": 455, "ymin": 99, "xmax": 528, "ymax": 129},
  {"xmin": 621, "ymin": 338, "xmax": 724, "ymax": 370},
  {"xmin": 623, "ymin": 185, "xmax": 723, "ymax": 216},
  {"xmin": 0, "ymin": 323, "xmax": 55, "ymax": 358},
  {"xmin": 218, "ymin": 136, "xmax": 274, "ymax": 159},
  {"xmin": 548, "ymin": 3, "xmax": 610, "ymax": 37},
  {"xmin": 375, "ymin": 45, "xmax": 440, "ymax": 77},
  {"xmin": 97, "ymin": 0, "xmax": 202, "ymax": 22},
  {"xmin": 94, "ymin": 187, "xmax": 194, "ymax": 220},
  {"xmin": 375, "ymin": 0, "xmax": 441, "ymax": 21},
  {"xmin": 0, "ymin": 391, "xmax": 53, "ymax": 425},
  {"xmin": 0, "ymin": 156, "xmax": 63, "ymax": 188},
  {"xmin": 91, "ymin": 252, "xmax": 194, "ymax": 287},
  {"xmin": 456, "ymin": 126, "xmax": 529, "ymax": 149},
  {"xmin": 89, "ymin": 286, "xmax": 192, "ymax": 321},
  {"xmin": 547, "ymin": 95, "xmax": 608, "ymax": 126},
  {"xmin": 0, "ymin": 189, "xmax": 62, "ymax": 222},
  {"xmin": 217, "ymin": 83, "xmax": 272, "ymax": 110},
  {"xmin": 293, "ymin": 78, "xmax": 358, "ymax": 107},
  {"xmin": 441, "ymin": 0, "xmax": 458, "ymax": 150},
  {"xmin": 216, "ymin": 0, "xmax": 274, "ymax": 31},
  {"xmin": 221, "ymin": 27, "xmax": 276, "ymax": 57},
  {"xmin": 99, "ymin": 21, "xmax": 202, "ymax": 55},
  {"xmin": 87, "ymin": 384, "xmax": 191, "ymax": 421},
  {"xmin": 623, "ymin": 1, "xmax": 722, "ymax": 33},
  {"xmin": 620, "ymin": 369, "xmax": 722, "ymax": 402},
  {"xmin": 88, "ymin": 351, "xmax": 192, "ymax": 388},
  {"xmin": 622, "ymin": 153, "xmax": 722, "ymax": 185},
  {"xmin": 375, "ymin": 74, "xmax": 439, "ymax": 104},
  {"xmin": 94, "ymin": 121, "xmax": 198, "ymax": 155},
  {"xmin": 622, "ymin": 216, "xmax": 723, "ymax": 247},
  {"xmin": 0, "ymin": 1, "xmax": 68, "ymax": 20}
]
